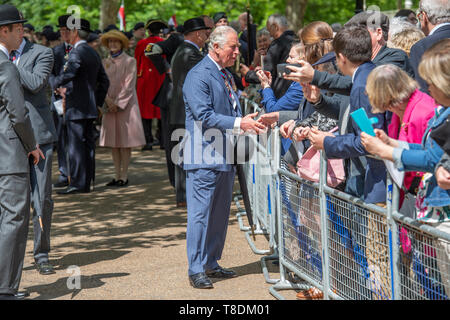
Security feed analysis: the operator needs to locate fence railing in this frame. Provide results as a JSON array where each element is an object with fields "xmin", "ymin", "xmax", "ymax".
[{"xmin": 234, "ymin": 98, "xmax": 450, "ymax": 300}]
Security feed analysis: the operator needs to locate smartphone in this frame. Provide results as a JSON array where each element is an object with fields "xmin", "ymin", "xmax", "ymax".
[{"xmin": 277, "ymin": 63, "xmax": 301, "ymax": 78}]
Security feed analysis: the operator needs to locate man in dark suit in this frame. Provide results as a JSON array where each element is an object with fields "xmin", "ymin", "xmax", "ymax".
[
  {"xmin": 49, "ymin": 14, "xmax": 72, "ymax": 188},
  {"xmin": 410, "ymin": 0, "xmax": 450, "ymax": 93},
  {"xmin": 182, "ymin": 26, "xmax": 265, "ymax": 289},
  {"xmin": 0, "ymin": 4, "xmax": 43, "ymax": 300},
  {"xmin": 53, "ymin": 18, "xmax": 109, "ymax": 195},
  {"xmin": 243, "ymin": 14, "xmax": 296, "ymax": 99},
  {"xmin": 14, "ymin": 34, "xmax": 58, "ymax": 275},
  {"xmin": 284, "ymin": 11, "xmax": 413, "ymax": 96},
  {"xmin": 169, "ymin": 17, "xmax": 211, "ymax": 207}
]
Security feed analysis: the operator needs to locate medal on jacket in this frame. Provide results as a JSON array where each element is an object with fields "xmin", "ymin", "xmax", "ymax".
[{"xmin": 63, "ymin": 61, "xmax": 68, "ymax": 72}]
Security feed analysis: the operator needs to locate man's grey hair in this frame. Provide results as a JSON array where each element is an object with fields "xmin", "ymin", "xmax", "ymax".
[
  {"xmin": 257, "ymin": 28, "xmax": 271, "ymax": 39},
  {"xmin": 267, "ymin": 14, "xmax": 289, "ymax": 29},
  {"xmin": 78, "ymin": 30, "xmax": 89, "ymax": 40},
  {"xmin": 420, "ymin": 0, "xmax": 450, "ymax": 25},
  {"xmin": 208, "ymin": 26, "xmax": 237, "ymax": 51}
]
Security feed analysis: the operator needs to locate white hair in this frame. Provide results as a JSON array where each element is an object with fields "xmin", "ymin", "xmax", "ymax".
[
  {"xmin": 267, "ymin": 14, "xmax": 289, "ymax": 29},
  {"xmin": 208, "ymin": 26, "xmax": 237, "ymax": 51},
  {"xmin": 420, "ymin": 0, "xmax": 450, "ymax": 25},
  {"xmin": 389, "ymin": 17, "xmax": 417, "ymax": 38}
]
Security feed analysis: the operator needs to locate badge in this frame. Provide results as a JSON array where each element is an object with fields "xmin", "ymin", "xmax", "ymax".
[{"xmin": 144, "ymin": 43, "xmax": 153, "ymax": 53}]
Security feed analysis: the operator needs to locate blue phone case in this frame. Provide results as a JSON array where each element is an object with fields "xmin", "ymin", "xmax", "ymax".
[{"xmin": 351, "ymin": 108, "xmax": 379, "ymax": 136}]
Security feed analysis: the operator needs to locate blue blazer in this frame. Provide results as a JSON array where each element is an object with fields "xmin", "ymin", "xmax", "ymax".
[
  {"xmin": 53, "ymin": 42, "xmax": 109, "ymax": 120},
  {"xmin": 182, "ymin": 55, "xmax": 242, "ymax": 172},
  {"xmin": 324, "ymin": 62, "xmax": 388, "ymax": 204},
  {"xmin": 400, "ymin": 107, "xmax": 450, "ymax": 207},
  {"xmin": 410, "ymin": 24, "xmax": 450, "ymax": 94}
]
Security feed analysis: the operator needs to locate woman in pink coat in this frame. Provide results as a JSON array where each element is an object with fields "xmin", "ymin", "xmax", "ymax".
[{"xmin": 100, "ymin": 30, "xmax": 146, "ymax": 187}]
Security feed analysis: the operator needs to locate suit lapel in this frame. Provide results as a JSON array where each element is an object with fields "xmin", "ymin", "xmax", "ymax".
[
  {"xmin": 205, "ymin": 57, "xmax": 234, "ymax": 107},
  {"xmin": 18, "ymin": 40, "xmax": 33, "ymax": 67}
]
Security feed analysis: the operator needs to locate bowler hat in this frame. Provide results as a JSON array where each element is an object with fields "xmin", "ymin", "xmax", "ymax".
[
  {"xmin": 213, "ymin": 12, "xmax": 227, "ymax": 24},
  {"xmin": 183, "ymin": 17, "xmax": 210, "ymax": 35},
  {"xmin": 133, "ymin": 22, "xmax": 145, "ymax": 31},
  {"xmin": 24, "ymin": 23, "xmax": 34, "ymax": 31},
  {"xmin": 0, "ymin": 4, "xmax": 27, "ymax": 27},
  {"xmin": 145, "ymin": 19, "xmax": 167, "ymax": 32}
]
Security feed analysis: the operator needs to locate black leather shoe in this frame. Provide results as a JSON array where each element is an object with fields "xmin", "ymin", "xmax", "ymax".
[
  {"xmin": 189, "ymin": 272, "xmax": 213, "ymax": 289},
  {"xmin": 206, "ymin": 266, "xmax": 237, "ymax": 278},
  {"xmin": 53, "ymin": 180, "xmax": 68, "ymax": 188},
  {"xmin": 36, "ymin": 262, "xmax": 56, "ymax": 275},
  {"xmin": 106, "ymin": 179, "xmax": 118, "ymax": 186},
  {"xmin": 14, "ymin": 291, "xmax": 30, "ymax": 299},
  {"xmin": 56, "ymin": 186, "xmax": 84, "ymax": 195},
  {"xmin": 0, "ymin": 294, "xmax": 20, "ymax": 300},
  {"xmin": 141, "ymin": 144, "xmax": 153, "ymax": 151},
  {"xmin": 117, "ymin": 179, "xmax": 128, "ymax": 187}
]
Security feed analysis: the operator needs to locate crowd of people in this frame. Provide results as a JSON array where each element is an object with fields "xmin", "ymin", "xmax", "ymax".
[{"xmin": 0, "ymin": 0, "xmax": 448, "ymax": 300}]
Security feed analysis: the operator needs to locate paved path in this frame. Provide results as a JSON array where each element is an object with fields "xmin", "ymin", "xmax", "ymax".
[{"xmin": 19, "ymin": 147, "xmax": 296, "ymax": 300}]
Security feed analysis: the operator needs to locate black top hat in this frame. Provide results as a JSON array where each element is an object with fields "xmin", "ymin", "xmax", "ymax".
[
  {"xmin": 183, "ymin": 17, "xmax": 211, "ymax": 35},
  {"xmin": 75, "ymin": 19, "xmax": 92, "ymax": 33},
  {"xmin": 0, "ymin": 4, "xmax": 27, "ymax": 27},
  {"xmin": 133, "ymin": 22, "xmax": 145, "ymax": 31},
  {"xmin": 58, "ymin": 14, "xmax": 71, "ymax": 28},
  {"xmin": 145, "ymin": 19, "xmax": 168, "ymax": 32},
  {"xmin": 213, "ymin": 12, "xmax": 227, "ymax": 24}
]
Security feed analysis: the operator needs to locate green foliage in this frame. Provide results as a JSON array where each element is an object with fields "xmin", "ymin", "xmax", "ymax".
[{"xmin": 5, "ymin": 0, "xmax": 421, "ymax": 32}]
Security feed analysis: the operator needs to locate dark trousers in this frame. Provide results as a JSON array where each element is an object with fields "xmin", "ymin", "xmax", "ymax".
[
  {"xmin": 0, "ymin": 173, "xmax": 30, "ymax": 295},
  {"xmin": 30, "ymin": 143, "xmax": 54, "ymax": 264},
  {"xmin": 53, "ymin": 112, "xmax": 68, "ymax": 182},
  {"xmin": 142, "ymin": 118, "xmax": 162, "ymax": 146},
  {"xmin": 66, "ymin": 119, "xmax": 95, "ymax": 191},
  {"xmin": 160, "ymin": 107, "xmax": 175, "ymax": 187},
  {"xmin": 169, "ymin": 124, "xmax": 186, "ymax": 202}
]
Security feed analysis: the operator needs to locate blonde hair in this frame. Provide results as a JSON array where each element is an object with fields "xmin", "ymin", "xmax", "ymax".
[
  {"xmin": 366, "ymin": 64, "xmax": 418, "ymax": 113},
  {"xmin": 418, "ymin": 38, "xmax": 450, "ymax": 99},
  {"xmin": 388, "ymin": 28, "xmax": 425, "ymax": 56}
]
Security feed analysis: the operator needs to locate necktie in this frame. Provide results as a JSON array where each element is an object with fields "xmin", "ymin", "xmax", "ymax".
[
  {"xmin": 9, "ymin": 50, "xmax": 17, "ymax": 62},
  {"xmin": 219, "ymin": 69, "xmax": 237, "ymax": 110},
  {"xmin": 65, "ymin": 45, "xmax": 72, "ymax": 61}
]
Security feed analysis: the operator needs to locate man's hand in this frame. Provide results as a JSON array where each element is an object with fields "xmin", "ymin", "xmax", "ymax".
[
  {"xmin": 302, "ymin": 83, "xmax": 321, "ymax": 104},
  {"xmin": 240, "ymin": 112, "xmax": 267, "ymax": 134},
  {"xmin": 280, "ymin": 120, "xmax": 295, "ymax": 138},
  {"xmin": 436, "ymin": 166, "xmax": 450, "ymax": 190},
  {"xmin": 308, "ymin": 127, "xmax": 334, "ymax": 150},
  {"xmin": 28, "ymin": 145, "xmax": 45, "ymax": 165},
  {"xmin": 283, "ymin": 60, "xmax": 315, "ymax": 84},
  {"xmin": 293, "ymin": 126, "xmax": 311, "ymax": 142},
  {"xmin": 257, "ymin": 112, "xmax": 279, "ymax": 127}
]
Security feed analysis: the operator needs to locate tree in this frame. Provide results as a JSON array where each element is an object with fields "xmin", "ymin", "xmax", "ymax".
[
  {"xmin": 286, "ymin": 0, "xmax": 308, "ymax": 32},
  {"xmin": 100, "ymin": 0, "xmax": 120, "ymax": 31}
]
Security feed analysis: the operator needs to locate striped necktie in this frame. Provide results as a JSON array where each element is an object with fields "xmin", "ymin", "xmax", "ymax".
[
  {"xmin": 9, "ymin": 50, "xmax": 17, "ymax": 62},
  {"xmin": 219, "ymin": 68, "xmax": 237, "ymax": 110}
]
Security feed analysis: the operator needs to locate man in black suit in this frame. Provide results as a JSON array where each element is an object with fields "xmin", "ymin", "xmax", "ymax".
[
  {"xmin": 49, "ymin": 14, "xmax": 72, "ymax": 188},
  {"xmin": 243, "ymin": 14, "xmax": 296, "ymax": 99},
  {"xmin": 410, "ymin": 0, "xmax": 450, "ymax": 93},
  {"xmin": 53, "ymin": 19, "xmax": 109, "ymax": 195},
  {"xmin": 169, "ymin": 17, "xmax": 211, "ymax": 207},
  {"xmin": 283, "ymin": 11, "xmax": 413, "ymax": 96}
]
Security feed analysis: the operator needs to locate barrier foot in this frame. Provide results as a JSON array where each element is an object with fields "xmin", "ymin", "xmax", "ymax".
[
  {"xmin": 245, "ymin": 229, "xmax": 271, "ymax": 255},
  {"xmin": 261, "ymin": 252, "xmax": 280, "ymax": 284},
  {"xmin": 234, "ymin": 196, "xmax": 251, "ymax": 232},
  {"xmin": 269, "ymin": 280, "xmax": 312, "ymax": 300}
]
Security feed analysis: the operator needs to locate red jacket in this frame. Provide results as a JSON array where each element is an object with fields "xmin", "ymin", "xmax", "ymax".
[{"xmin": 135, "ymin": 36, "xmax": 165, "ymax": 119}]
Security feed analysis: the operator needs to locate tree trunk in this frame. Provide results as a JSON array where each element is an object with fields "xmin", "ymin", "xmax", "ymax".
[
  {"xmin": 397, "ymin": 0, "xmax": 403, "ymax": 10},
  {"xmin": 285, "ymin": 0, "xmax": 308, "ymax": 32},
  {"xmin": 100, "ymin": 0, "xmax": 121, "ymax": 31}
]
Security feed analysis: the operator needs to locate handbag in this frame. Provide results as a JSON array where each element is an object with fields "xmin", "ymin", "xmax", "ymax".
[{"xmin": 296, "ymin": 127, "xmax": 346, "ymax": 187}]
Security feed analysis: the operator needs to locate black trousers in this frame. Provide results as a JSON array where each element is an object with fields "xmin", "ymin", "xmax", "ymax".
[{"xmin": 66, "ymin": 119, "xmax": 95, "ymax": 191}]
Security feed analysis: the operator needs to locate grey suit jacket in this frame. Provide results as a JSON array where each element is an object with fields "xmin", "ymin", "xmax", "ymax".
[
  {"xmin": 0, "ymin": 51, "xmax": 36, "ymax": 174},
  {"xmin": 17, "ymin": 40, "xmax": 57, "ymax": 145}
]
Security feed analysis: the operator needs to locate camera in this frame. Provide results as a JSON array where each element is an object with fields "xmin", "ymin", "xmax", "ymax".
[{"xmin": 276, "ymin": 63, "xmax": 302, "ymax": 78}]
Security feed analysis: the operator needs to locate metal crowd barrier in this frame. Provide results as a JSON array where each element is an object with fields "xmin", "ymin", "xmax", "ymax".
[
  {"xmin": 270, "ymin": 147, "xmax": 450, "ymax": 300},
  {"xmin": 233, "ymin": 97, "xmax": 449, "ymax": 299}
]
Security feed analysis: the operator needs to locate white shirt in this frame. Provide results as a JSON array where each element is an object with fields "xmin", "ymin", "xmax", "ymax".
[
  {"xmin": 184, "ymin": 39, "xmax": 199, "ymax": 50},
  {"xmin": 73, "ymin": 40, "xmax": 87, "ymax": 49},
  {"xmin": 207, "ymin": 54, "xmax": 241, "ymax": 134},
  {"xmin": 429, "ymin": 22, "xmax": 450, "ymax": 36},
  {"xmin": 11, "ymin": 39, "xmax": 26, "ymax": 65}
]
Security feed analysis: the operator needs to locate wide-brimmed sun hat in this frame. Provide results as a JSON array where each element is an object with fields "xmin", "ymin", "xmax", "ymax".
[{"xmin": 101, "ymin": 29, "xmax": 129, "ymax": 49}]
